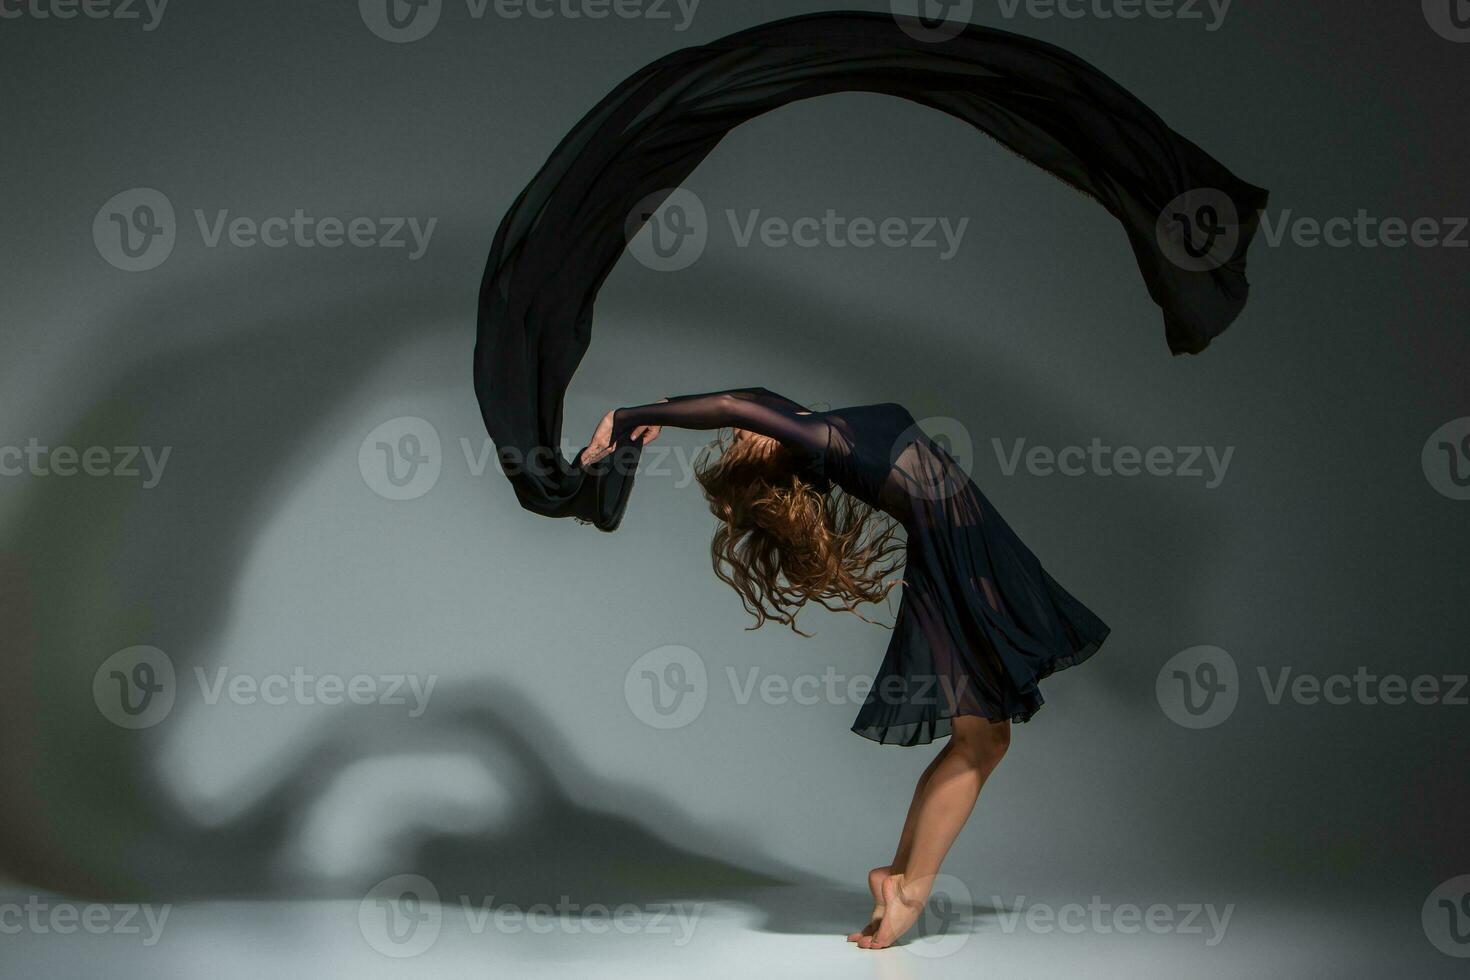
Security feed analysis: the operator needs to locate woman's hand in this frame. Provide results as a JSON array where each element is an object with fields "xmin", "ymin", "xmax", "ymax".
[
  {"xmin": 629, "ymin": 401, "xmax": 664, "ymax": 447},
  {"xmin": 579, "ymin": 410, "xmax": 617, "ymax": 466},
  {"xmin": 578, "ymin": 401, "xmax": 666, "ymax": 467}
]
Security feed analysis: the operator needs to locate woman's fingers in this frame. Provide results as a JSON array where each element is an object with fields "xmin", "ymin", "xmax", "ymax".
[
  {"xmin": 581, "ymin": 441, "xmax": 613, "ymax": 465},
  {"xmin": 580, "ymin": 408, "xmax": 634, "ymax": 465}
]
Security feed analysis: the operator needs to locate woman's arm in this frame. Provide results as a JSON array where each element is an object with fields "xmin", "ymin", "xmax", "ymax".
[{"xmin": 579, "ymin": 387, "xmax": 823, "ymax": 465}]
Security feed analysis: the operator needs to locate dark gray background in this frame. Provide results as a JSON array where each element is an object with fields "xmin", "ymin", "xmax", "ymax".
[{"xmin": 2, "ymin": 0, "xmax": 1467, "ymax": 975}]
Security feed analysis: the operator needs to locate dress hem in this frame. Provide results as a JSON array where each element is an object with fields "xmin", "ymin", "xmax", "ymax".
[{"xmin": 848, "ymin": 627, "xmax": 1111, "ymax": 747}]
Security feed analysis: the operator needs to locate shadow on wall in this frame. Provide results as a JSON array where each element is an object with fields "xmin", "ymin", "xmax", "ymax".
[{"xmin": 0, "ymin": 214, "xmax": 1215, "ymax": 924}]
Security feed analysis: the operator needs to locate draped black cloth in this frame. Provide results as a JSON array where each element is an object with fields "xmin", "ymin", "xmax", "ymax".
[{"xmin": 474, "ymin": 10, "xmax": 1269, "ymax": 530}]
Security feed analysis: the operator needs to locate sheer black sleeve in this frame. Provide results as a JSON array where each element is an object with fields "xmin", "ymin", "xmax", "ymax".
[{"xmin": 612, "ymin": 387, "xmax": 828, "ymax": 456}]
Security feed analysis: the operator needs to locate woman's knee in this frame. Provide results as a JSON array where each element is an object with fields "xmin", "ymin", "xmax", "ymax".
[{"xmin": 950, "ymin": 716, "xmax": 1010, "ymax": 768}]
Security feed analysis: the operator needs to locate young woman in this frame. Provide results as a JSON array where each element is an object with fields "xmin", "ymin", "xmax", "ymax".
[{"xmin": 579, "ymin": 387, "xmax": 1110, "ymax": 949}]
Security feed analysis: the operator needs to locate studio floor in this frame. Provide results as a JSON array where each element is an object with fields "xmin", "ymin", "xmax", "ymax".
[{"xmin": 1, "ymin": 881, "xmax": 1457, "ymax": 979}]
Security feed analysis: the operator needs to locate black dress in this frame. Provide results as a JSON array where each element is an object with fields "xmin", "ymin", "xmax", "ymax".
[{"xmin": 613, "ymin": 387, "xmax": 1110, "ymax": 746}]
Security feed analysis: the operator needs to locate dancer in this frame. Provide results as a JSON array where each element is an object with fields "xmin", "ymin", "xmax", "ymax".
[
  {"xmin": 580, "ymin": 387, "xmax": 1109, "ymax": 948},
  {"xmin": 479, "ymin": 8, "xmax": 1267, "ymax": 952}
]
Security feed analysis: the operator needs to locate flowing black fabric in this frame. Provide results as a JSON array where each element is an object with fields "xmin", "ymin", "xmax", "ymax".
[
  {"xmin": 613, "ymin": 387, "xmax": 1110, "ymax": 743},
  {"xmin": 474, "ymin": 10, "xmax": 1269, "ymax": 530}
]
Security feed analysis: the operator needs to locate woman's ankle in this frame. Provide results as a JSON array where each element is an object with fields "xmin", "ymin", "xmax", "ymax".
[{"xmin": 894, "ymin": 872, "xmax": 935, "ymax": 906}]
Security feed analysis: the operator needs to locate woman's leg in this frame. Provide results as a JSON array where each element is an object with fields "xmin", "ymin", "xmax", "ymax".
[
  {"xmin": 847, "ymin": 741, "xmax": 953, "ymax": 941},
  {"xmin": 859, "ymin": 715, "xmax": 1010, "ymax": 950},
  {"xmin": 890, "ymin": 739, "xmax": 952, "ymax": 872}
]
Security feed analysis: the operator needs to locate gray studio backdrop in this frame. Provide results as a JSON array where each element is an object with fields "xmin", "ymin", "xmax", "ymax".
[{"xmin": 2, "ymin": 0, "xmax": 1467, "ymax": 975}]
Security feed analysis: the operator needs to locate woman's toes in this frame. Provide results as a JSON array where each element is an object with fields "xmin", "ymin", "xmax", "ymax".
[{"xmin": 848, "ymin": 909, "xmax": 883, "ymax": 942}]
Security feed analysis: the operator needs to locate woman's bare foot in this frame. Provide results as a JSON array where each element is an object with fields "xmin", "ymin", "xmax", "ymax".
[
  {"xmin": 847, "ymin": 866, "xmax": 898, "ymax": 942},
  {"xmin": 859, "ymin": 873, "xmax": 930, "ymax": 949}
]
